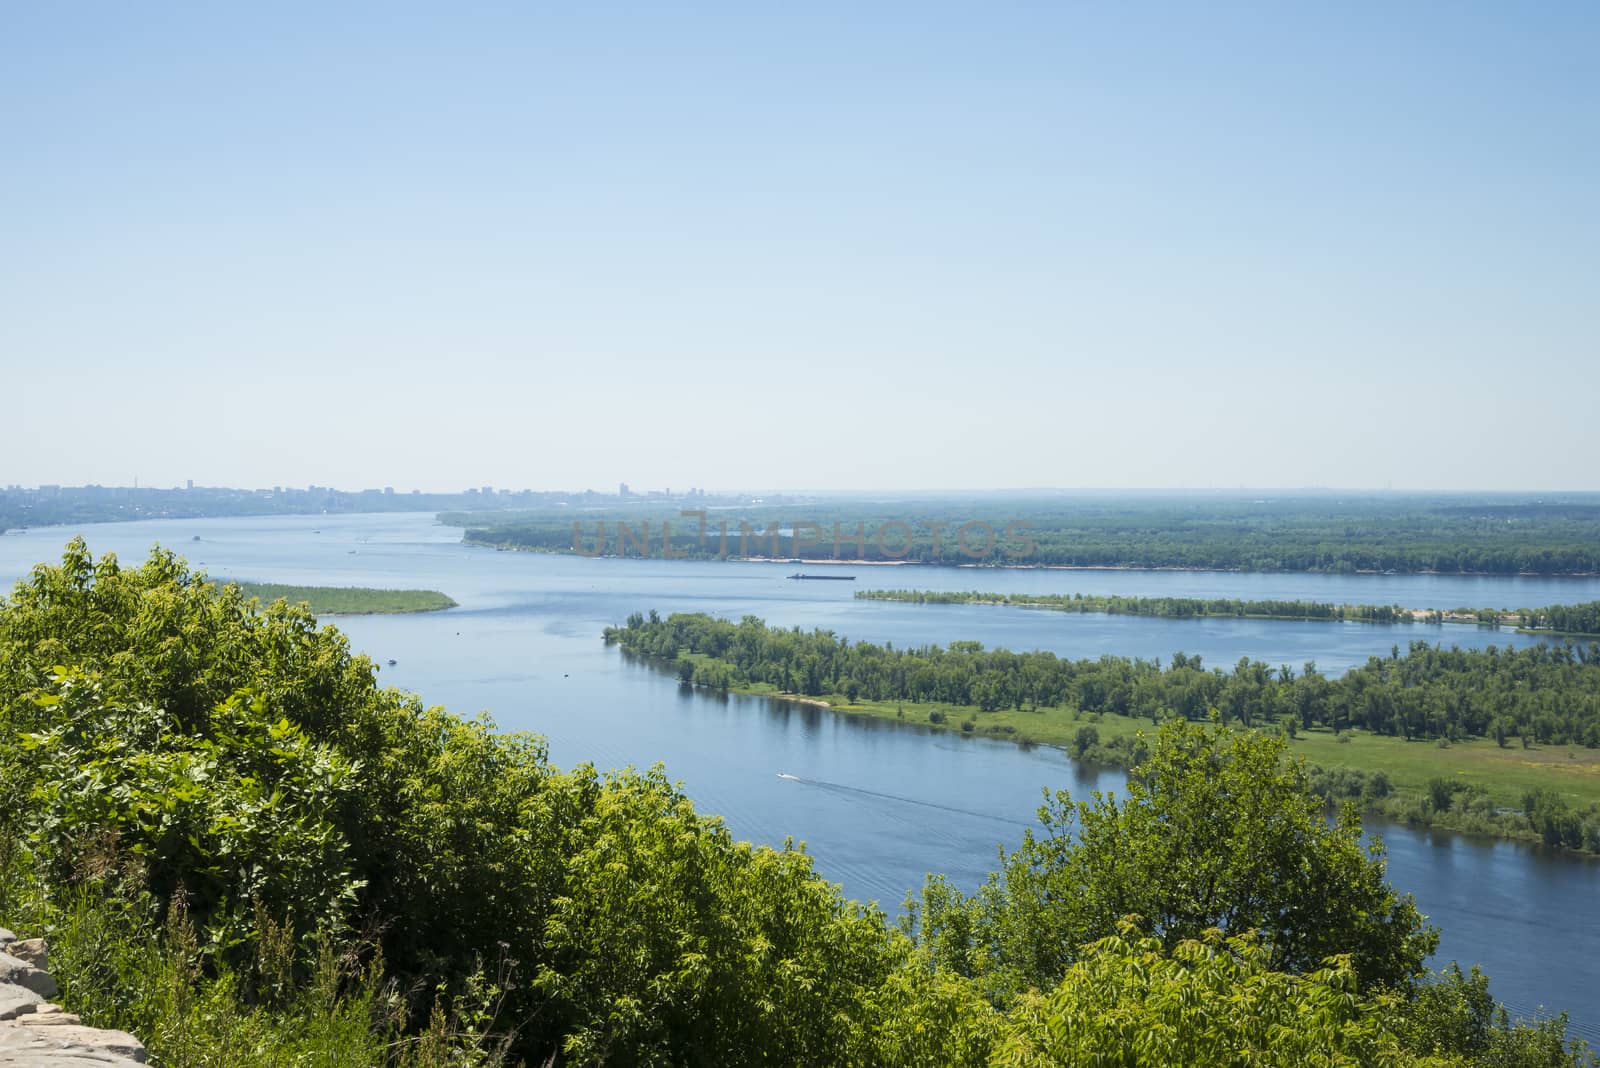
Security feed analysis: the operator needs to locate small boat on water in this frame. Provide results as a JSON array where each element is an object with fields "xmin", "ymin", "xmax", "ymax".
[{"xmin": 787, "ymin": 573, "xmax": 855, "ymax": 580}]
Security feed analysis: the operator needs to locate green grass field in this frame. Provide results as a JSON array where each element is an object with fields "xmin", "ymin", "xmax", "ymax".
[
  {"xmin": 234, "ymin": 582, "xmax": 457, "ymax": 615},
  {"xmin": 865, "ymin": 698, "xmax": 1600, "ymax": 809},
  {"xmin": 1290, "ymin": 726, "xmax": 1600, "ymax": 809}
]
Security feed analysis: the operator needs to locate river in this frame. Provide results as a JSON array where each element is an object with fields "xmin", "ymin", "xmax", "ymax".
[{"xmin": 2, "ymin": 512, "xmax": 1596, "ymax": 1034}]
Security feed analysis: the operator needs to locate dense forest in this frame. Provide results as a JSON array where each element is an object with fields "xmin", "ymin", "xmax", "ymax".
[
  {"xmin": 459, "ymin": 494, "xmax": 1600, "ymax": 574},
  {"xmin": 1, "ymin": 543, "xmax": 1591, "ymax": 1064}
]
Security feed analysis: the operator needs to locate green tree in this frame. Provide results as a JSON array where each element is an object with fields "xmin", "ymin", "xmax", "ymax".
[{"xmin": 913, "ymin": 719, "xmax": 1437, "ymax": 1000}]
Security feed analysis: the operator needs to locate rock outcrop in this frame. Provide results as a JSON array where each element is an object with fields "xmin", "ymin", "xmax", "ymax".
[{"xmin": 0, "ymin": 927, "xmax": 146, "ymax": 1066}]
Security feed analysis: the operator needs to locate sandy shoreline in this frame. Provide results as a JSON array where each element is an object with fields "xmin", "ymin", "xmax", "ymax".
[{"xmin": 763, "ymin": 692, "xmax": 832, "ymax": 708}]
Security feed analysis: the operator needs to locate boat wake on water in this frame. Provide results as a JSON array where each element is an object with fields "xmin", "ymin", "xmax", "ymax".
[{"xmin": 775, "ymin": 772, "xmax": 1027, "ymax": 828}]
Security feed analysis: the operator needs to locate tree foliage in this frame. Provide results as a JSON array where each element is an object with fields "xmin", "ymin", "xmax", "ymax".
[
  {"xmin": 0, "ymin": 542, "xmax": 1590, "ymax": 1065},
  {"xmin": 994, "ymin": 926, "xmax": 1412, "ymax": 1068},
  {"xmin": 911, "ymin": 720, "xmax": 1437, "ymax": 999}
]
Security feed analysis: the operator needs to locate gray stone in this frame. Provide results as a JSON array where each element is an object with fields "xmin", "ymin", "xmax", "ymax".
[
  {"xmin": 0, "ymin": 934, "xmax": 149, "ymax": 1065},
  {"xmin": 0, "ymin": 1026, "xmax": 145, "ymax": 1065},
  {"xmin": 4, "ymin": 944, "xmax": 43, "ymax": 971},
  {"xmin": 16, "ymin": 1011, "xmax": 84, "ymax": 1026},
  {"xmin": 0, "ymin": 958, "xmax": 55, "ymax": 1000},
  {"xmin": 1, "ymin": 1025, "xmax": 143, "ymax": 1062},
  {"xmin": 0, "ymin": 986, "xmax": 41, "ymax": 1022}
]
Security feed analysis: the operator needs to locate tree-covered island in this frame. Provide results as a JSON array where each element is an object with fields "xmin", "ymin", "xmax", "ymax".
[
  {"xmin": 607, "ymin": 611, "xmax": 1600, "ymax": 855},
  {"xmin": 856, "ymin": 589, "xmax": 1600, "ymax": 637}
]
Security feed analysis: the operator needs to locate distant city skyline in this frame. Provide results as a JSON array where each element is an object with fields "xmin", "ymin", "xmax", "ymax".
[
  {"xmin": 9, "ymin": 480, "xmax": 1600, "ymax": 499},
  {"xmin": 5, "ymin": 3, "xmax": 1596, "ymax": 491}
]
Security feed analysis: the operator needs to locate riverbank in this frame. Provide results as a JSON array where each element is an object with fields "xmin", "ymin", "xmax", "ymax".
[{"xmin": 233, "ymin": 582, "xmax": 457, "ymax": 615}]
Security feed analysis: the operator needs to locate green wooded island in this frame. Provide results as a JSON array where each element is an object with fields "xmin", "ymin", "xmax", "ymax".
[
  {"xmin": 606, "ymin": 611, "xmax": 1600, "ymax": 855},
  {"xmin": 234, "ymin": 582, "xmax": 457, "ymax": 615},
  {"xmin": 856, "ymin": 588, "xmax": 1600, "ymax": 637}
]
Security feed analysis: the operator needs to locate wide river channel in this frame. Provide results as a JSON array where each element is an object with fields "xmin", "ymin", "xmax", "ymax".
[{"xmin": 3, "ymin": 512, "xmax": 1596, "ymax": 1033}]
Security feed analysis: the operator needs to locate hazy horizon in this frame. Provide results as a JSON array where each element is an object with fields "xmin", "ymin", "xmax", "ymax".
[
  {"xmin": 6, "ymin": 3, "xmax": 1597, "ymax": 491},
  {"xmin": 10, "ymin": 481, "xmax": 1600, "ymax": 500}
]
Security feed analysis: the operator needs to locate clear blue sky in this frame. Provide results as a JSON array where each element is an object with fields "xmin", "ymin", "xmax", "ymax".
[{"xmin": 4, "ymin": 2, "xmax": 1596, "ymax": 493}]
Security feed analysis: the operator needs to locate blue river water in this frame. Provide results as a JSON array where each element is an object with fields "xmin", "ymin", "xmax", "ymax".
[{"xmin": 2, "ymin": 512, "xmax": 1596, "ymax": 1034}]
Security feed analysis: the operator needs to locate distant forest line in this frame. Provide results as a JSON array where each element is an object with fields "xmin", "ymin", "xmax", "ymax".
[
  {"xmin": 454, "ymin": 496, "xmax": 1600, "ymax": 575},
  {"xmin": 9, "ymin": 490, "xmax": 1600, "ymax": 575},
  {"xmin": 856, "ymin": 589, "xmax": 1600, "ymax": 637}
]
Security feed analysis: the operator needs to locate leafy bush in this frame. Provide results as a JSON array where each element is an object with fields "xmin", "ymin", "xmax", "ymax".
[
  {"xmin": 995, "ymin": 925, "xmax": 1409, "ymax": 1067},
  {"xmin": 0, "ymin": 543, "xmax": 907, "ymax": 1064}
]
